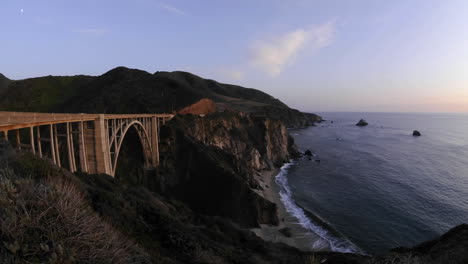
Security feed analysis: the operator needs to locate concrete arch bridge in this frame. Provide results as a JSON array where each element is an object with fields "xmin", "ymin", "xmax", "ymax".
[{"xmin": 0, "ymin": 112, "xmax": 174, "ymax": 176}]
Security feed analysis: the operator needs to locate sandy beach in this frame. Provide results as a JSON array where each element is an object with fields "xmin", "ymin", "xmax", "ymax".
[{"xmin": 251, "ymin": 168, "xmax": 331, "ymax": 252}]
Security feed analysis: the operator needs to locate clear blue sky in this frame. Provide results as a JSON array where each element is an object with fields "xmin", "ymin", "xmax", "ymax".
[{"xmin": 1, "ymin": 0, "xmax": 467, "ymax": 112}]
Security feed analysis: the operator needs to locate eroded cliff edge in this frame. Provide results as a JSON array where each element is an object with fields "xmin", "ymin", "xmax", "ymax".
[{"xmin": 153, "ymin": 112, "xmax": 300, "ymax": 227}]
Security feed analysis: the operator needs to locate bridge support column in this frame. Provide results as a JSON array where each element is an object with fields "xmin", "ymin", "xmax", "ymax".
[
  {"xmin": 78, "ymin": 121, "xmax": 88, "ymax": 173},
  {"xmin": 50, "ymin": 125, "xmax": 57, "ymax": 165},
  {"xmin": 30, "ymin": 127, "xmax": 35, "ymax": 154},
  {"xmin": 93, "ymin": 114, "xmax": 112, "ymax": 175},
  {"xmin": 36, "ymin": 127, "xmax": 42, "ymax": 158},
  {"xmin": 151, "ymin": 117, "xmax": 159, "ymax": 166}
]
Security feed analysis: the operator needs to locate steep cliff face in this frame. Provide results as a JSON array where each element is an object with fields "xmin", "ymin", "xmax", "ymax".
[
  {"xmin": 154, "ymin": 112, "xmax": 299, "ymax": 227},
  {"xmin": 169, "ymin": 112, "xmax": 296, "ymax": 170}
]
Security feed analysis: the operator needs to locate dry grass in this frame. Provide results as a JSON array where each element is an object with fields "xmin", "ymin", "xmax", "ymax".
[
  {"xmin": 0, "ymin": 167, "xmax": 149, "ymax": 264},
  {"xmin": 366, "ymin": 253, "xmax": 434, "ymax": 264},
  {"xmin": 305, "ymin": 254, "xmax": 324, "ymax": 264}
]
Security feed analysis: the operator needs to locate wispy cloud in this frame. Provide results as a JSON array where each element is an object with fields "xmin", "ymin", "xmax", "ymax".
[
  {"xmin": 250, "ymin": 21, "xmax": 335, "ymax": 77},
  {"xmin": 158, "ymin": 2, "xmax": 185, "ymax": 15},
  {"xmin": 73, "ymin": 28, "xmax": 107, "ymax": 36}
]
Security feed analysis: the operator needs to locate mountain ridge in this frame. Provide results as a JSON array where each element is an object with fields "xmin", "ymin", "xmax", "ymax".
[{"xmin": 0, "ymin": 67, "xmax": 321, "ymax": 128}]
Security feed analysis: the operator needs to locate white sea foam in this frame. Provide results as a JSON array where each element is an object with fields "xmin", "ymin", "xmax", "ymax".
[{"xmin": 275, "ymin": 161, "xmax": 362, "ymax": 253}]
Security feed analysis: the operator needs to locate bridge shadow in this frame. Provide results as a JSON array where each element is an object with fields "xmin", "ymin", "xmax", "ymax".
[{"xmin": 114, "ymin": 126, "xmax": 146, "ymax": 185}]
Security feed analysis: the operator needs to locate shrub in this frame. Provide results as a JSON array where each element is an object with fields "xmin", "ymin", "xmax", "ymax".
[{"xmin": 0, "ymin": 166, "xmax": 149, "ymax": 264}]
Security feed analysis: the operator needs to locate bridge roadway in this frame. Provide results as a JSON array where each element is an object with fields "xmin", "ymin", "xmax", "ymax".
[{"xmin": 0, "ymin": 111, "xmax": 174, "ymax": 176}]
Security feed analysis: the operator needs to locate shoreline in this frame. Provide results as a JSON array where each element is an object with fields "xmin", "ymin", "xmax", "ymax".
[{"xmin": 251, "ymin": 167, "xmax": 331, "ymax": 252}]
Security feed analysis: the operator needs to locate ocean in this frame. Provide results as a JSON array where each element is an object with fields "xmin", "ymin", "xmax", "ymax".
[{"xmin": 277, "ymin": 112, "xmax": 468, "ymax": 255}]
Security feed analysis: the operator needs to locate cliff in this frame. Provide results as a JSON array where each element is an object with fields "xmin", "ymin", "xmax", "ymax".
[
  {"xmin": 154, "ymin": 112, "xmax": 299, "ymax": 227},
  {"xmin": 0, "ymin": 67, "xmax": 321, "ymax": 128}
]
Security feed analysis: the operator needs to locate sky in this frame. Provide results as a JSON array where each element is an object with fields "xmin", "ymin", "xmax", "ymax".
[{"xmin": 1, "ymin": 0, "xmax": 468, "ymax": 113}]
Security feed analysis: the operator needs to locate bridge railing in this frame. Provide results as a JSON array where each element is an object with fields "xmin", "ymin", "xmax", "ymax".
[{"xmin": 0, "ymin": 112, "xmax": 174, "ymax": 131}]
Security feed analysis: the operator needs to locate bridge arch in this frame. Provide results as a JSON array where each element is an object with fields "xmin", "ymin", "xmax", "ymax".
[
  {"xmin": 1, "ymin": 112, "xmax": 173, "ymax": 176},
  {"xmin": 110, "ymin": 120, "xmax": 153, "ymax": 176}
]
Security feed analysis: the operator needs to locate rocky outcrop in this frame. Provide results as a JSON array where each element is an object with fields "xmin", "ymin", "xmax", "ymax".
[
  {"xmin": 413, "ymin": 130, "xmax": 421, "ymax": 136},
  {"xmin": 168, "ymin": 112, "xmax": 297, "ymax": 171},
  {"xmin": 356, "ymin": 119, "xmax": 368, "ymax": 126},
  {"xmin": 155, "ymin": 112, "xmax": 299, "ymax": 227},
  {"xmin": 178, "ymin": 98, "xmax": 217, "ymax": 115}
]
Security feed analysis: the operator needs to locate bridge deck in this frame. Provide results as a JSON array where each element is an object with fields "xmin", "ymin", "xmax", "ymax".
[{"xmin": 0, "ymin": 111, "xmax": 174, "ymax": 131}]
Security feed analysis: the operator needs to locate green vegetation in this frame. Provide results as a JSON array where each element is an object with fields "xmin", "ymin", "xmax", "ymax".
[{"xmin": 0, "ymin": 75, "xmax": 92, "ymax": 112}]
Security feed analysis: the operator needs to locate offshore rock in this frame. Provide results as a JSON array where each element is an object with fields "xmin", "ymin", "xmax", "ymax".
[
  {"xmin": 413, "ymin": 130, "xmax": 421, "ymax": 136},
  {"xmin": 356, "ymin": 119, "xmax": 368, "ymax": 126}
]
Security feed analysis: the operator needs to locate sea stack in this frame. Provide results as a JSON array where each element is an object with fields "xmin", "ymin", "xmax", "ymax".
[
  {"xmin": 413, "ymin": 130, "xmax": 421, "ymax": 136},
  {"xmin": 356, "ymin": 119, "xmax": 368, "ymax": 126}
]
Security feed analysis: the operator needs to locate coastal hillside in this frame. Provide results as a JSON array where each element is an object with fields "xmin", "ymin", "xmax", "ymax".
[
  {"xmin": 2, "ymin": 115, "xmax": 468, "ymax": 264},
  {"xmin": 0, "ymin": 67, "xmax": 321, "ymax": 128},
  {"xmin": 0, "ymin": 141, "xmax": 311, "ymax": 264}
]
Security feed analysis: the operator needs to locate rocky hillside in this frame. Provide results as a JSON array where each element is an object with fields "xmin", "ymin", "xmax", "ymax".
[
  {"xmin": 154, "ymin": 113, "xmax": 298, "ymax": 227},
  {"xmin": 0, "ymin": 141, "xmax": 311, "ymax": 264},
  {"xmin": 0, "ymin": 67, "xmax": 321, "ymax": 128}
]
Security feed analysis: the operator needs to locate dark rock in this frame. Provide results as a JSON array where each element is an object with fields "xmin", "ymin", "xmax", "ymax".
[
  {"xmin": 413, "ymin": 130, "xmax": 421, "ymax": 136},
  {"xmin": 304, "ymin": 149, "xmax": 313, "ymax": 156},
  {"xmin": 279, "ymin": 227, "xmax": 293, "ymax": 238},
  {"xmin": 356, "ymin": 119, "xmax": 368, "ymax": 126},
  {"xmin": 389, "ymin": 224, "xmax": 468, "ymax": 264}
]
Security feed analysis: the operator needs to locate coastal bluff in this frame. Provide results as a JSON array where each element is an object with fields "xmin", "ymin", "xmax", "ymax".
[{"xmin": 155, "ymin": 112, "xmax": 299, "ymax": 227}]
